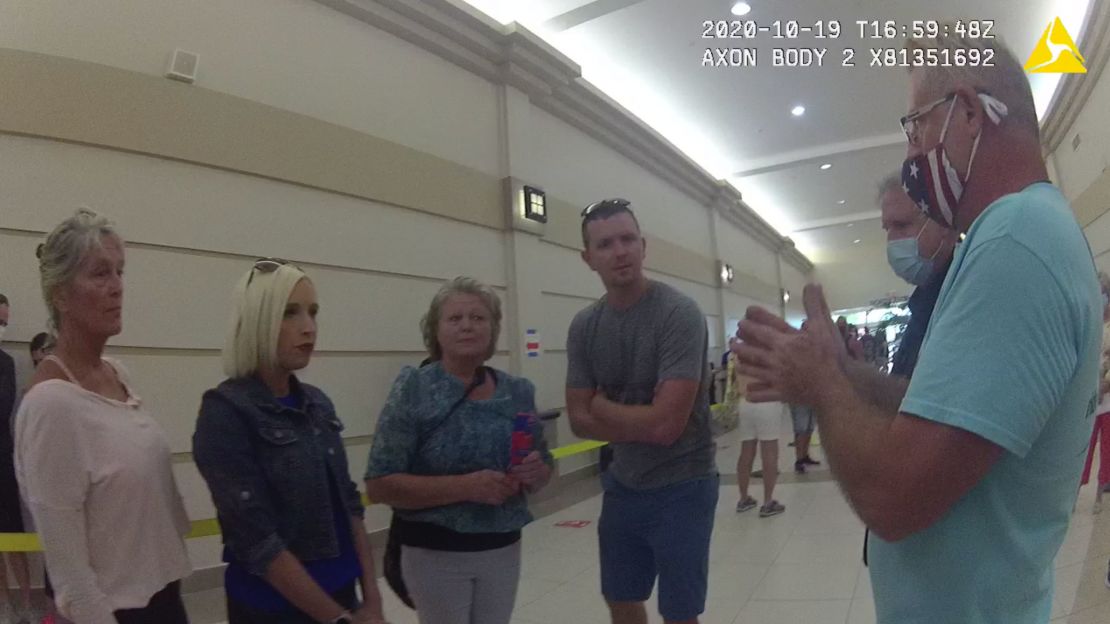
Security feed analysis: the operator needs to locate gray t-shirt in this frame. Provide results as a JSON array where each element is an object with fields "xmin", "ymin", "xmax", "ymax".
[{"xmin": 566, "ymin": 281, "xmax": 716, "ymax": 490}]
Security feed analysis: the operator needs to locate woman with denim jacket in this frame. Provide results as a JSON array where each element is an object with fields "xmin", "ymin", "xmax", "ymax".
[
  {"xmin": 365, "ymin": 277, "xmax": 553, "ymax": 624},
  {"xmin": 193, "ymin": 260, "xmax": 387, "ymax": 624}
]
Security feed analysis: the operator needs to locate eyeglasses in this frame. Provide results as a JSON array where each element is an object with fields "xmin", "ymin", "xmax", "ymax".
[
  {"xmin": 899, "ymin": 92, "xmax": 956, "ymax": 147},
  {"xmin": 246, "ymin": 257, "xmax": 294, "ymax": 286},
  {"xmin": 581, "ymin": 198, "xmax": 631, "ymax": 219}
]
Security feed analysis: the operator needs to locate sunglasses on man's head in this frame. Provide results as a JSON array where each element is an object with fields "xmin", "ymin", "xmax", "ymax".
[{"xmin": 581, "ymin": 198, "xmax": 631, "ymax": 219}]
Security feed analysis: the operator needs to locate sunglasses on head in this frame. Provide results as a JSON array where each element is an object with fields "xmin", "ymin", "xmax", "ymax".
[
  {"xmin": 581, "ymin": 198, "xmax": 631, "ymax": 219},
  {"xmin": 246, "ymin": 257, "xmax": 296, "ymax": 286}
]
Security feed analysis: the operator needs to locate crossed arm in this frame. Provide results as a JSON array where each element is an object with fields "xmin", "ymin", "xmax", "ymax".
[{"xmin": 566, "ymin": 379, "xmax": 700, "ymax": 447}]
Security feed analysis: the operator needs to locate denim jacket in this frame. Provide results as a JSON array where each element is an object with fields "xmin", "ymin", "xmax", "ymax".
[{"xmin": 193, "ymin": 375, "xmax": 364, "ymax": 576}]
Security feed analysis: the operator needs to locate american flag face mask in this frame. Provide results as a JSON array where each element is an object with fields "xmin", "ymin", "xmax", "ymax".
[{"xmin": 901, "ymin": 92, "xmax": 1008, "ymax": 229}]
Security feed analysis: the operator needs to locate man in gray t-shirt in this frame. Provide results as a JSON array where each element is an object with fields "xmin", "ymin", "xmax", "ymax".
[{"xmin": 566, "ymin": 199, "xmax": 717, "ymax": 624}]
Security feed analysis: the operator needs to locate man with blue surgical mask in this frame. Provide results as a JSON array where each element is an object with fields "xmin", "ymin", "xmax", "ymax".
[
  {"xmin": 878, "ymin": 174, "xmax": 955, "ymax": 378},
  {"xmin": 733, "ymin": 30, "xmax": 1100, "ymax": 624}
]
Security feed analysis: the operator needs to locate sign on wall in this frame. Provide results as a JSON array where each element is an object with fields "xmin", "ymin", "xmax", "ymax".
[{"xmin": 525, "ymin": 329, "xmax": 541, "ymax": 358}]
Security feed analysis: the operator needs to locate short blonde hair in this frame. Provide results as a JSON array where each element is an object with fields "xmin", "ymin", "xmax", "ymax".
[
  {"xmin": 222, "ymin": 262, "xmax": 309, "ymax": 378},
  {"xmin": 906, "ymin": 27, "xmax": 1039, "ymax": 138},
  {"xmin": 420, "ymin": 277, "xmax": 502, "ymax": 361},
  {"xmin": 38, "ymin": 208, "xmax": 122, "ymax": 333}
]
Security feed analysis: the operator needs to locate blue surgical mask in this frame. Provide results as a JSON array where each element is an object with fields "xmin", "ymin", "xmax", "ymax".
[{"xmin": 887, "ymin": 223, "xmax": 940, "ymax": 286}]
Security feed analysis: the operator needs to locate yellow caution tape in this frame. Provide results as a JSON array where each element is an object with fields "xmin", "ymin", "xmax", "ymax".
[
  {"xmin": 549, "ymin": 439, "xmax": 608, "ymax": 460},
  {"xmin": 0, "ymin": 439, "xmax": 609, "ymax": 551}
]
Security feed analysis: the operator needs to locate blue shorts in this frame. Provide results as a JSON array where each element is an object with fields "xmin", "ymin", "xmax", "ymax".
[
  {"xmin": 598, "ymin": 472, "xmax": 719, "ymax": 621},
  {"xmin": 790, "ymin": 404, "xmax": 815, "ymax": 436}
]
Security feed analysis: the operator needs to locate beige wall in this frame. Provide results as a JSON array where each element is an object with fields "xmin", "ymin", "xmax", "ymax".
[
  {"xmin": 814, "ymin": 242, "xmax": 912, "ymax": 313},
  {"xmin": 516, "ymin": 107, "xmax": 714, "ymax": 254},
  {"xmin": 0, "ymin": 0, "xmax": 810, "ymax": 576},
  {"xmin": 1048, "ymin": 26, "xmax": 1110, "ymax": 272},
  {"xmin": 0, "ymin": 0, "xmax": 504, "ymax": 177}
]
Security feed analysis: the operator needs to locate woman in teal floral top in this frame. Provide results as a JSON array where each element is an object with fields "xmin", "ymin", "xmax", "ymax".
[{"xmin": 365, "ymin": 277, "xmax": 553, "ymax": 624}]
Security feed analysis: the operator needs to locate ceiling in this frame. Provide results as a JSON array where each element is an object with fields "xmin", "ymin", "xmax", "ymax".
[{"xmin": 458, "ymin": 0, "xmax": 1094, "ymax": 262}]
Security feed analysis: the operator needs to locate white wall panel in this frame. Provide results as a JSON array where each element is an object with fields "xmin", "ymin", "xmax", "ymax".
[
  {"xmin": 0, "ymin": 0, "xmax": 501, "ymax": 175},
  {"xmin": 815, "ymin": 243, "xmax": 912, "ymax": 312},
  {"xmin": 1085, "ymin": 209, "xmax": 1110, "ymax": 260},
  {"xmin": 533, "ymin": 242, "xmax": 606, "ymax": 300},
  {"xmin": 716, "ymin": 221, "xmax": 780, "ymax": 287},
  {"xmin": 520, "ymin": 108, "xmax": 713, "ymax": 254},
  {"xmin": 539, "ymin": 292, "xmax": 598, "ymax": 358},
  {"xmin": 1051, "ymin": 61, "xmax": 1110, "ymax": 201},
  {"xmin": 0, "ymin": 137, "xmax": 506, "ymax": 289}
]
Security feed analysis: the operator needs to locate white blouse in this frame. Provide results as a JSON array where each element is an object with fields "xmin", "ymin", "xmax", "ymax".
[{"xmin": 14, "ymin": 357, "xmax": 191, "ymax": 624}]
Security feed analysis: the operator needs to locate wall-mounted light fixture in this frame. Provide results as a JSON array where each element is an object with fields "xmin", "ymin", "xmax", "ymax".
[
  {"xmin": 782, "ymin": 289, "xmax": 791, "ymax": 303},
  {"xmin": 720, "ymin": 262, "xmax": 735, "ymax": 285},
  {"xmin": 503, "ymin": 177, "xmax": 548, "ymax": 236},
  {"xmin": 522, "ymin": 185, "xmax": 547, "ymax": 223}
]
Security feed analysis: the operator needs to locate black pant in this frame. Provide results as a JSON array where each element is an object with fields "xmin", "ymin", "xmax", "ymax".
[
  {"xmin": 113, "ymin": 581, "xmax": 189, "ymax": 624},
  {"xmin": 226, "ymin": 582, "xmax": 359, "ymax": 624}
]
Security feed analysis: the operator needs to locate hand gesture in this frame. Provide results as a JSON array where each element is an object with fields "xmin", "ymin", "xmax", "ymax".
[
  {"xmin": 732, "ymin": 284, "xmax": 845, "ymax": 406},
  {"xmin": 509, "ymin": 451, "xmax": 551, "ymax": 492},
  {"xmin": 464, "ymin": 469, "xmax": 521, "ymax": 505}
]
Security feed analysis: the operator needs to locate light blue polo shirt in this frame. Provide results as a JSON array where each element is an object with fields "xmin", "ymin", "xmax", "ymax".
[{"xmin": 869, "ymin": 183, "xmax": 1101, "ymax": 624}]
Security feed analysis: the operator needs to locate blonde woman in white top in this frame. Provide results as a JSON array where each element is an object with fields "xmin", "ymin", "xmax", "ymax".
[{"xmin": 14, "ymin": 209, "xmax": 191, "ymax": 624}]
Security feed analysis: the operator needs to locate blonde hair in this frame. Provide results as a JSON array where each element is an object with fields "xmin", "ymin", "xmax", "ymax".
[
  {"xmin": 905, "ymin": 27, "xmax": 1039, "ymax": 138},
  {"xmin": 222, "ymin": 262, "xmax": 309, "ymax": 378},
  {"xmin": 38, "ymin": 208, "xmax": 122, "ymax": 333},
  {"xmin": 420, "ymin": 277, "xmax": 502, "ymax": 361}
]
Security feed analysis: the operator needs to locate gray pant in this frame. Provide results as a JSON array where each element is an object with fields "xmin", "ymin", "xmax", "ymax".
[{"xmin": 401, "ymin": 541, "xmax": 521, "ymax": 624}]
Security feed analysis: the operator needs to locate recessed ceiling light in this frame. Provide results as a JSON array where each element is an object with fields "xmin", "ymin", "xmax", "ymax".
[
  {"xmin": 847, "ymin": 223, "xmax": 854, "ymax": 228},
  {"xmin": 837, "ymin": 199, "xmax": 846, "ymax": 204},
  {"xmin": 791, "ymin": 105, "xmax": 805, "ymax": 117},
  {"xmin": 853, "ymin": 239, "xmax": 861, "ymax": 244},
  {"xmin": 731, "ymin": 2, "xmax": 752, "ymax": 16},
  {"xmin": 820, "ymin": 163, "xmax": 832, "ymax": 170}
]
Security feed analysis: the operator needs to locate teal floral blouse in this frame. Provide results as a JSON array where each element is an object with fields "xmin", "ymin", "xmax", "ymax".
[{"xmin": 365, "ymin": 363, "xmax": 553, "ymax": 534}]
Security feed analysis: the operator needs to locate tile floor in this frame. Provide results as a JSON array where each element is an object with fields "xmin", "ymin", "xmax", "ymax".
[{"xmin": 186, "ymin": 427, "xmax": 1110, "ymax": 624}]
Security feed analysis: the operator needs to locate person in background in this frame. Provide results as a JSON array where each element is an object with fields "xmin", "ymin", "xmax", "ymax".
[
  {"xmin": 855, "ymin": 172, "xmax": 959, "ymax": 565},
  {"xmin": 29, "ymin": 332, "xmax": 54, "ymax": 368},
  {"xmin": 193, "ymin": 259, "xmax": 386, "ymax": 624},
  {"xmin": 846, "ymin": 324, "xmax": 864, "ymax": 360},
  {"xmin": 366, "ymin": 277, "xmax": 552, "ymax": 624},
  {"xmin": 0, "ymin": 295, "xmax": 33, "ymax": 624},
  {"xmin": 734, "ymin": 369, "xmax": 786, "ymax": 517},
  {"xmin": 874, "ymin": 331, "xmax": 889, "ymax": 373},
  {"xmin": 860, "ymin": 327, "xmax": 877, "ymax": 366},
  {"xmin": 836, "ymin": 318, "xmax": 862, "ymax": 360},
  {"xmin": 15, "ymin": 209, "xmax": 192, "ymax": 624},
  {"xmin": 23, "ymin": 331, "xmax": 66, "ymax": 624},
  {"xmin": 1081, "ymin": 271, "xmax": 1110, "ymax": 513},
  {"xmin": 878, "ymin": 172, "xmax": 957, "ymax": 378}
]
